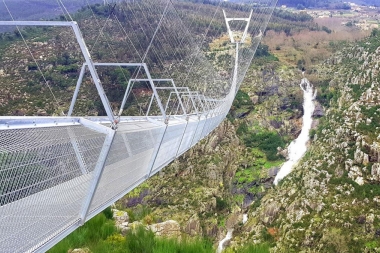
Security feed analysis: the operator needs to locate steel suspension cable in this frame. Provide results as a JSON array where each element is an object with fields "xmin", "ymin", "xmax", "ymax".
[
  {"xmin": 179, "ymin": 0, "xmax": 223, "ymax": 89},
  {"xmin": 167, "ymin": 0, "xmax": 226, "ymax": 96},
  {"xmin": 2, "ymin": 0, "xmax": 63, "ymax": 115},
  {"xmin": 85, "ymin": 0, "xmax": 147, "ymax": 116},
  {"xmin": 57, "ymin": 0, "xmax": 74, "ymax": 21}
]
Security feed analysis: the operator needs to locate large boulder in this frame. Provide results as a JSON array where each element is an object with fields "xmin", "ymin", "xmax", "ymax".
[
  {"xmin": 112, "ymin": 209, "xmax": 129, "ymax": 233},
  {"xmin": 113, "ymin": 209, "xmax": 129, "ymax": 225}
]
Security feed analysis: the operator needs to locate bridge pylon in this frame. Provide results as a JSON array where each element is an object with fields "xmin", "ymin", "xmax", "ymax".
[{"xmin": 222, "ymin": 9, "xmax": 253, "ymax": 44}]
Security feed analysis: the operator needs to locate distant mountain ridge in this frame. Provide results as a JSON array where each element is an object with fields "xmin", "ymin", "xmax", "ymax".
[{"xmin": 0, "ymin": 0, "xmax": 116, "ymax": 21}]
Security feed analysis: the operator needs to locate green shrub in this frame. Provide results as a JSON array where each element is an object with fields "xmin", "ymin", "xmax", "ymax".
[
  {"xmin": 244, "ymin": 131, "xmax": 285, "ymax": 161},
  {"xmin": 236, "ymin": 122, "xmax": 248, "ymax": 136},
  {"xmin": 125, "ymin": 226, "xmax": 155, "ymax": 253},
  {"xmin": 233, "ymin": 90, "xmax": 252, "ymax": 109},
  {"xmin": 216, "ymin": 196, "xmax": 229, "ymax": 211},
  {"xmin": 125, "ymin": 226, "xmax": 214, "ymax": 253},
  {"xmin": 102, "ymin": 206, "xmax": 114, "ymax": 220}
]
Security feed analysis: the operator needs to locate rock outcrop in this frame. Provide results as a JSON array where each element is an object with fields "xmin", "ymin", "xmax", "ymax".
[{"xmin": 149, "ymin": 220, "xmax": 181, "ymax": 237}]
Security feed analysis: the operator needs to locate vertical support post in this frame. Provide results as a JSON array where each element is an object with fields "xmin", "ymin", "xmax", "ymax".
[
  {"xmin": 241, "ymin": 10, "xmax": 253, "ymax": 43},
  {"xmin": 68, "ymin": 63, "xmax": 86, "ymax": 116},
  {"xmin": 79, "ymin": 129, "xmax": 115, "ymax": 224},
  {"xmin": 170, "ymin": 80, "xmax": 187, "ymax": 117},
  {"xmin": 223, "ymin": 10, "xmax": 234, "ymax": 43},
  {"xmin": 175, "ymin": 119, "xmax": 189, "ymax": 157},
  {"xmin": 146, "ymin": 124, "xmax": 168, "ymax": 178},
  {"xmin": 175, "ymin": 96, "xmax": 181, "ymax": 115},
  {"xmin": 165, "ymin": 92, "xmax": 173, "ymax": 113},
  {"xmin": 183, "ymin": 95, "xmax": 191, "ymax": 114},
  {"xmin": 194, "ymin": 93, "xmax": 206, "ymax": 115},
  {"xmin": 186, "ymin": 88, "xmax": 198, "ymax": 116},
  {"xmin": 119, "ymin": 79, "xmax": 134, "ymax": 116}
]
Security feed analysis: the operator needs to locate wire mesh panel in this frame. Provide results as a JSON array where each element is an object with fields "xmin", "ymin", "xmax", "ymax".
[
  {"xmin": 177, "ymin": 117, "xmax": 199, "ymax": 156},
  {"xmin": 191, "ymin": 116, "xmax": 207, "ymax": 147},
  {"xmin": 0, "ymin": 123, "xmax": 108, "ymax": 253},
  {"xmin": 204, "ymin": 116, "xmax": 216, "ymax": 137},
  {"xmin": 87, "ymin": 120, "xmax": 165, "ymax": 217},
  {"xmin": 200, "ymin": 117, "xmax": 213, "ymax": 140},
  {"xmin": 150, "ymin": 119, "xmax": 187, "ymax": 174}
]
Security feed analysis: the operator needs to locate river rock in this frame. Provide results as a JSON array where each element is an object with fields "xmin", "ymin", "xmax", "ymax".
[
  {"xmin": 313, "ymin": 101, "xmax": 324, "ymax": 117},
  {"xmin": 268, "ymin": 167, "xmax": 280, "ymax": 177},
  {"xmin": 277, "ymin": 147, "xmax": 288, "ymax": 159}
]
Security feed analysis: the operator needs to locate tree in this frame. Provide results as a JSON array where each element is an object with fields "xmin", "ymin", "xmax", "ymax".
[{"xmin": 371, "ymin": 28, "xmax": 379, "ymax": 37}]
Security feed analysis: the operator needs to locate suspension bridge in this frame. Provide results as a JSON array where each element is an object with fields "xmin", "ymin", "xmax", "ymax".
[{"xmin": 0, "ymin": 0, "xmax": 277, "ymax": 252}]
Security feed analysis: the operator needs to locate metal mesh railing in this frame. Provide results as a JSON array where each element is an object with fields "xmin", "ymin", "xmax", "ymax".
[
  {"xmin": 0, "ymin": 123, "xmax": 108, "ymax": 253},
  {"xmin": 87, "ymin": 121, "xmax": 165, "ymax": 217},
  {"xmin": 0, "ymin": 82, "xmax": 234, "ymax": 253}
]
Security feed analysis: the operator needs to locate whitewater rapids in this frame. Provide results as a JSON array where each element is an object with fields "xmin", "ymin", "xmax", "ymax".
[{"xmin": 274, "ymin": 78, "xmax": 316, "ymax": 185}]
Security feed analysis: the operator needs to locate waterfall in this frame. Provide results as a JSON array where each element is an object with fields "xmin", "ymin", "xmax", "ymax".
[
  {"xmin": 217, "ymin": 229, "xmax": 233, "ymax": 253},
  {"xmin": 274, "ymin": 78, "xmax": 316, "ymax": 185},
  {"xmin": 217, "ymin": 213, "xmax": 248, "ymax": 253}
]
